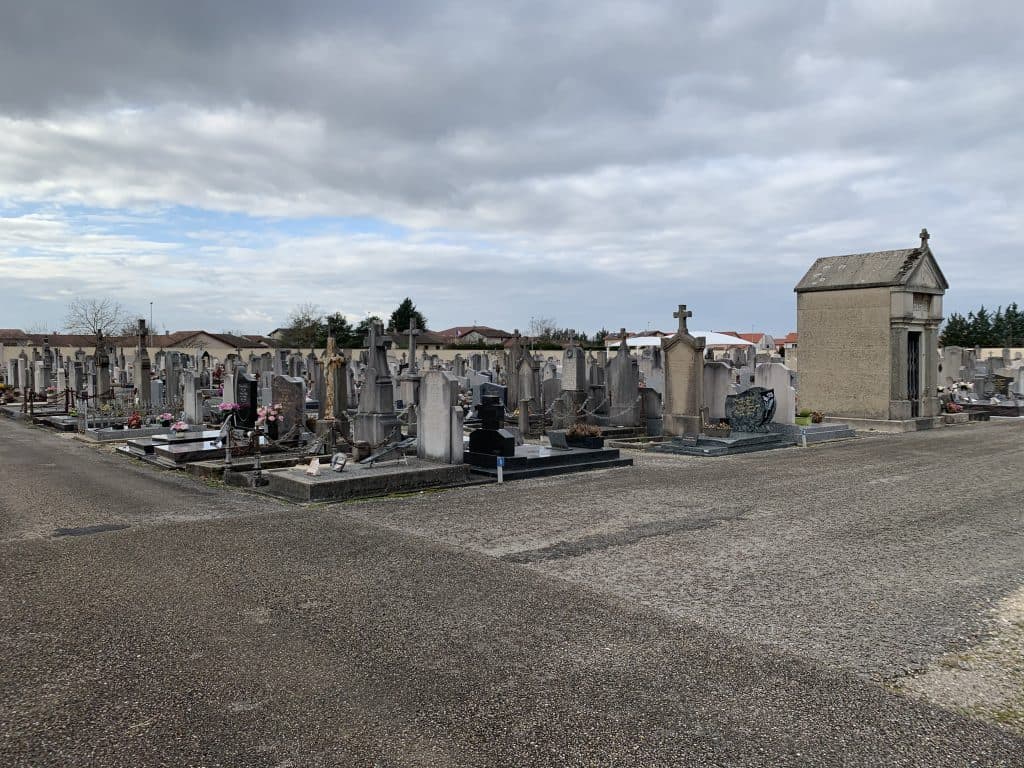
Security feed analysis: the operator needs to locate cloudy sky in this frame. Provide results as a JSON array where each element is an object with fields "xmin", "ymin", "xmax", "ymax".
[{"xmin": 1, "ymin": 1, "xmax": 1020, "ymax": 337}]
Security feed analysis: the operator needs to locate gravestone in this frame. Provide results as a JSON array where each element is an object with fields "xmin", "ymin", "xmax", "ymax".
[
  {"xmin": 640, "ymin": 387, "xmax": 663, "ymax": 435},
  {"xmin": 637, "ymin": 347, "xmax": 663, "ymax": 395},
  {"xmin": 417, "ymin": 369, "xmax": 464, "ymax": 464},
  {"xmin": 235, "ymin": 372, "xmax": 258, "ymax": 429},
  {"xmin": 399, "ymin": 319, "xmax": 422, "ymax": 410},
  {"xmin": 132, "ymin": 320, "xmax": 152, "ymax": 408},
  {"xmin": 150, "ymin": 379, "xmax": 165, "ymax": 408},
  {"xmin": 562, "ymin": 344, "xmax": 586, "ymax": 393},
  {"xmin": 703, "ymin": 361, "xmax": 734, "ymax": 420},
  {"xmin": 95, "ymin": 333, "xmax": 111, "ymax": 402},
  {"xmin": 166, "ymin": 352, "xmax": 182, "ymax": 409},
  {"xmin": 662, "ymin": 306, "xmax": 706, "ymax": 435},
  {"xmin": 181, "ymin": 370, "xmax": 200, "ymax": 423},
  {"xmin": 271, "ymin": 375, "xmax": 306, "ymax": 440},
  {"xmin": 321, "ymin": 337, "xmax": 349, "ymax": 421},
  {"xmin": 472, "ymin": 381, "xmax": 507, "ymax": 408},
  {"xmin": 726, "ymin": 387, "xmax": 776, "ymax": 433},
  {"xmin": 467, "ymin": 394, "xmax": 515, "ymax": 458},
  {"xmin": 518, "ymin": 355, "xmax": 541, "ymax": 413},
  {"xmin": 505, "ymin": 330, "xmax": 524, "ymax": 405},
  {"xmin": 754, "ymin": 362, "xmax": 796, "ymax": 425},
  {"xmin": 352, "ymin": 322, "xmax": 400, "ymax": 446},
  {"xmin": 606, "ymin": 330, "xmax": 639, "ymax": 426}
]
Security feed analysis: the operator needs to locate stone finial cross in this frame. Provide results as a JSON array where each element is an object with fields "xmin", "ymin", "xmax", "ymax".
[
  {"xmin": 673, "ymin": 305, "xmax": 693, "ymax": 335},
  {"xmin": 405, "ymin": 318, "xmax": 421, "ymax": 372},
  {"xmin": 919, "ymin": 228, "xmax": 930, "ymax": 247},
  {"xmin": 366, "ymin": 321, "xmax": 382, "ymax": 350},
  {"xmin": 618, "ymin": 328, "xmax": 628, "ymax": 348},
  {"xmin": 326, "ymin": 335, "xmax": 337, "ymax": 358}
]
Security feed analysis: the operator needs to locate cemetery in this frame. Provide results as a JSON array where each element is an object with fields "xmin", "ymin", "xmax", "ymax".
[{"xmin": 1, "ymin": 231, "xmax": 1020, "ymax": 499}]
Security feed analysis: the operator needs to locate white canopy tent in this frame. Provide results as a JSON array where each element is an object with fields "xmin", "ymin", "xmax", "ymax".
[{"xmin": 606, "ymin": 332, "xmax": 756, "ymax": 349}]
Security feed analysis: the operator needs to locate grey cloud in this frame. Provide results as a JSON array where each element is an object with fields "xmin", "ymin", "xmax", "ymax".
[{"xmin": 1, "ymin": 1, "xmax": 1022, "ymax": 333}]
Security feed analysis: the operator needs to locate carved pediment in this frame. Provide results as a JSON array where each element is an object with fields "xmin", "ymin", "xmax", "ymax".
[{"xmin": 904, "ymin": 252, "xmax": 949, "ymax": 293}]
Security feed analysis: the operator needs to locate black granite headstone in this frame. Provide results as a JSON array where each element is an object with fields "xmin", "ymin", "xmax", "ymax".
[
  {"xmin": 468, "ymin": 394, "xmax": 515, "ymax": 456},
  {"xmin": 725, "ymin": 387, "xmax": 776, "ymax": 433},
  {"xmin": 236, "ymin": 372, "xmax": 258, "ymax": 429}
]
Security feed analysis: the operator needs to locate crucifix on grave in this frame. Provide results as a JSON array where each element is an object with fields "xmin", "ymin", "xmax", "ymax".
[
  {"xmin": 674, "ymin": 305, "xmax": 693, "ymax": 336},
  {"xmin": 317, "ymin": 335, "xmax": 350, "ymax": 447},
  {"xmin": 405, "ymin": 318, "xmax": 422, "ymax": 374},
  {"xmin": 134, "ymin": 318, "xmax": 153, "ymax": 408}
]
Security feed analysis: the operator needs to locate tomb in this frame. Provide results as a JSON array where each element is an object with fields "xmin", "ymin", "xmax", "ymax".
[{"xmin": 794, "ymin": 229, "xmax": 948, "ymax": 431}]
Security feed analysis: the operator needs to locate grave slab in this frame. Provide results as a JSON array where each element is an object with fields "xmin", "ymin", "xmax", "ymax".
[{"xmin": 263, "ymin": 459, "xmax": 472, "ymax": 502}]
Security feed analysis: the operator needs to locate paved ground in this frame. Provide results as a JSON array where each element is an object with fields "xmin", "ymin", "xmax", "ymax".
[{"xmin": 1, "ymin": 417, "xmax": 1023, "ymax": 766}]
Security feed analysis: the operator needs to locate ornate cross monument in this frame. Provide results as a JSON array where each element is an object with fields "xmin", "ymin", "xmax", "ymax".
[
  {"xmin": 661, "ymin": 304, "xmax": 706, "ymax": 436},
  {"xmin": 317, "ymin": 335, "xmax": 350, "ymax": 446},
  {"xmin": 134, "ymin": 318, "xmax": 153, "ymax": 408},
  {"xmin": 405, "ymin": 318, "xmax": 422, "ymax": 375}
]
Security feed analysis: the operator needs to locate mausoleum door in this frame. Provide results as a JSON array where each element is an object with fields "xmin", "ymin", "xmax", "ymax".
[{"xmin": 907, "ymin": 331, "xmax": 921, "ymax": 417}]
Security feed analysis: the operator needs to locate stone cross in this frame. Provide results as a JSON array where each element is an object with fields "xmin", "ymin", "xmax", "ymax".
[
  {"xmin": 618, "ymin": 328, "xmax": 628, "ymax": 349},
  {"xmin": 136, "ymin": 319, "xmax": 149, "ymax": 351},
  {"xmin": 405, "ymin": 318, "xmax": 421, "ymax": 372},
  {"xmin": 366, "ymin": 321, "xmax": 383, "ymax": 351},
  {"xmin": 322, "ymin": 335, "xmax": 347, "ymax": 422},
  {"xmin": 919, "ymin": 228, "xmax": 930, "ymax": 247},
  {"xmin": 673, "ymin": 305, "xmax": 693, "ymax": 336}
]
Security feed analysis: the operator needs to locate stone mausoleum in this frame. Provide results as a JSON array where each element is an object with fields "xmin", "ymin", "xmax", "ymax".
[{"xmin": 794, "ymin": 229, "xmax": 948, "ymax": 427}]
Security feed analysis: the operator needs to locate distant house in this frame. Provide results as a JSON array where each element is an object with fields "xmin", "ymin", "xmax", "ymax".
[
  {"xmin": 436, "ymin": 326, "xmax": 514, "ymax": 345},
  {"xmin": 774, "ymin": 332, "xmax": 798, "ymax": 351},
  {"xmin": 385, "ymin": 329, "xmax": 448, "ymax": 353},
  {"xmin": 717, "ymin": 331, "xmax": 776, "ymax": 351},
  {"xmin": 0, "ymin": 328, "xmax": 280, "ymax": 373}
]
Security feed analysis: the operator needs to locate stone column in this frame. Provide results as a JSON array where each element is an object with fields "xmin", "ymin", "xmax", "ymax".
[
  {"xmin": 889, "ymin": 324, "xmax": 910, "ymax": 421},
  {"xmin": 922, "ymin": 322, "xmax": 941, "ymax": 417}
]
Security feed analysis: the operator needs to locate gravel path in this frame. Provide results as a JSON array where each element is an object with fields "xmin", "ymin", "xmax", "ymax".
[
  {"xmin": 337, "ymin": 422, "xmax": 1024, "ymax": 681},
  {"xmin": 2, "ymin": 417, "xmax": 1024, "ymax": 765}
]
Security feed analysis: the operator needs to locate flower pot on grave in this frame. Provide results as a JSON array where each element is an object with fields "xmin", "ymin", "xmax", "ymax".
[
  {"xmin": 161, "ymin": 420, "xmax": 171, "ymax": 428},
  {"xmin": 703, "ymin": 426, "xmax": 732, "ymax": 438},
  {"xmin": 266, "ymin": 421, "xmax": 279, "ymax": 440},
  {"xmin": 794, "ymin": 415, "xmax": 812, "ymax": 426}
]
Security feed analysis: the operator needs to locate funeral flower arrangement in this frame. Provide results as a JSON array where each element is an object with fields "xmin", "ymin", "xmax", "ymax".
[
  {"xmin": 170, "ymin": 420, "xmax": 189, "ymax": 433},
  {"xmin": 566, "ymin": 422, "xmax": 601, "ymax": 438},
  {"xmin": 126, "ymin": 411, "xmax": 142, "ymax": 429},
  {"xmin": 256, "ymin": 403, "xmax": 283, "ymax": 425},
  {"xmin": 217, "ymin": 402, "xmax": 241, "ymax": 412},
  {"xmin": 945, "ymin": 401, "xmax": 964, "ymax": 414}
]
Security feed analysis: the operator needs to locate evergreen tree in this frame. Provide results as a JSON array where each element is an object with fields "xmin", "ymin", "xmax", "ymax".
[
  {"xmin": 323, "ymin": 312, "xmax": 358, "ymax": 347},
  {"xmin": 939, "ymin": 313, "xmax": 970, "ymax": 347},
  {"xmin": 388, "ymin": 298, "xmax": 427, "ymax": 333},
  {"xmin": 941, "ymin": 301, "xmax": 1024, "ymax": 347}
]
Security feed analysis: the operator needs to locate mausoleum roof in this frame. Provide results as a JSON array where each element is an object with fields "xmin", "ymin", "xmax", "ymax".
[{"xmin": 795, "ymin": 237, "xmax": 949, "ymax": 294}]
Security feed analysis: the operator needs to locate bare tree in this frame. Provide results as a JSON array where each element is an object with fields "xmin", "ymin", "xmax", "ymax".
[
  {"xmin": 63, "ymin": 297, "xmax": 127, "ymax": 337},
  {"xmin": 528, "ymin": 315, "xmax": 558, "ymax": 340}
]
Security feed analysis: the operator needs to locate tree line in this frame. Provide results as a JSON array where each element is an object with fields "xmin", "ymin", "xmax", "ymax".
[
  {"xmin": 940, "ymin": 303, "xmax": 1024, "ymax": 348},
  {"xmin": 280, "ymin": 298, "xmax": 426, "ymax": 349}
]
